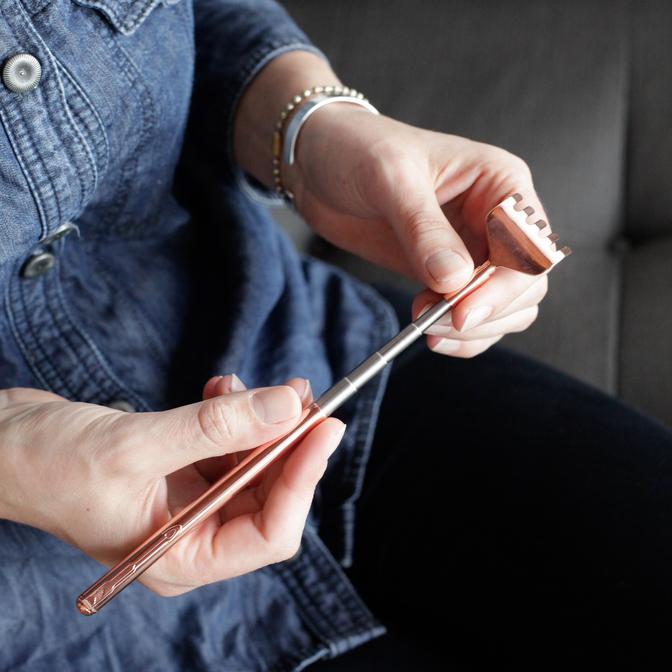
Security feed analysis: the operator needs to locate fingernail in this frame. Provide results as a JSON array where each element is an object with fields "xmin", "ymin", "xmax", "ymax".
[
  {"xmin": 229, "ymin": 373, "xmax": 246, "ymax": 392},
  {"xmin": 459, "ymin": 305, "xmax": 493, "ymax": 332},
  {"xmin": 252, "ymin": 387, "xmax": 300, "ymax": 424},
  {"xmin": 298, "ymin": 378, "xmax": 312, "ymax": 404},
  {"xmin": 426, "ymin": 250, "xmax": 468, "ymax": 284}
]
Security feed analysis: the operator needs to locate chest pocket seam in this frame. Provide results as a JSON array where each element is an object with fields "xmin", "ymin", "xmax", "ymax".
[
  {"xmin": 6, "ymin": 256, "xmax": 151, "ymax": 408},
  {"xmin": 1, "ymin": 1, "xmax": 100, "ymax": 233},
  {"xmin": 52, "ymin": 53, "xmax": 110, "ymax": 188},
  {"xmin": 0, "ymin": 106, "xmax": 49, "ymax": 238},
  {"xmin": 92, "ymin": 30, "xmax": 157, "ymax": 235},
  {"xmin": 72, "ymin": 0, "xmax": 167, "ymax": 36}
]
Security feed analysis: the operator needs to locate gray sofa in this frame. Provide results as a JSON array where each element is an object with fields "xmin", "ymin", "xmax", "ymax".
[{"xmin": 271, "ymin": 0, "xmax": 672, "ymax": 428}]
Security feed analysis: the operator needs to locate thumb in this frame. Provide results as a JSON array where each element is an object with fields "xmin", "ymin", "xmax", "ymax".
[
  {"xmin": 387, "ymin": 174, "xmax": 474, "ymax": 293},
  {"xmin": 125, "ymin": 386, "xmax": 303, "ymax": 476},
  {"xmin": 0, "ymin": 387, "xmax": 65, "ymax": 409}
]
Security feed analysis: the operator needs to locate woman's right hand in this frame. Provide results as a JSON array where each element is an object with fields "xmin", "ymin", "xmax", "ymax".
[{"xmin": 0, "ymin": 377, "xmax": 344, "ymax": 596}]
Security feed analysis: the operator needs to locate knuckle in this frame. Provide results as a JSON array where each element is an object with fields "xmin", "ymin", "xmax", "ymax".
[
  {"xmin": 481, "ymin": 144, "xmax": 531, "ymax": 178},
  {"xmin": 405, "ymin": 212, "xmax": 445, "ymax": 241},
  {"xmin": 511, "ymin": 155, "xmax": 532, "ymax": 177},
  {"xmin": 197, "ymin": 398, "xmax": 236, "ymax": 446},
  {"xmin": 459, "ymin": 344, "xmax": 484, "ymax": 359},
  {"xmin": 511, "ymin": 306, "xmax": 539, "ymax": 333},
  {"xmin": 273, "ymin": 538, "xmax": 302, "ymax": 563},
  {"xmin": 524, "ymin": 305, "xmax": 540, "ymax": 327},
  {"xmin": 499, "ymin": 148, "xmax": 531, "ymax": 176},
  {"xmin": 535, "ymin": 277, "xmax": 549, "ymax": 301}
]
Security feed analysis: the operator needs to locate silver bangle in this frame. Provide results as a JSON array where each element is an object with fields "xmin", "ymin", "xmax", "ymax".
[
  {"xmin": 271, "ymin": 86, "xmax": 379, "ymax": 204},
  {"xmin": 282, "ymin": 94, "xmax": 379, "ymax": 165}
]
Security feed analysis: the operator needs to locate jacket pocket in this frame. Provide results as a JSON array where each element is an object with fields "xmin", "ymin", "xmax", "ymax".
[{"xmin": 71, "ymin": 0, "xmax": 182, "ymax": 35}]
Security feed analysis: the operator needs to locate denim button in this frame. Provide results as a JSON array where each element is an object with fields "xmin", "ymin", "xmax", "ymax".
[
  {"xmin": 21, "ymin": 251, "xmax": 55, "ymax": 279},
  {"xmin": 107, "ymin": 400, "xmax": 136, "ymax": 413},
  {"xmin": 3, "ymin": 54, "xmax": 42, "ymax": 93},
  {"xmin": 40, "ymin": 221, "xmax": 79, "ymax": 245}
]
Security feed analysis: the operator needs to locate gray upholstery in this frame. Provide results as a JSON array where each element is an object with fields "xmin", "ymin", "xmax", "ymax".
[{"xmin": 273, "ymin": 0, "xmax": 672, "ymax": 426}]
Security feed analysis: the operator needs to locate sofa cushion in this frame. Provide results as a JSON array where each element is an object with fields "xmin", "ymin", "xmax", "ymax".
[{"xmin": 620, "ymin": 237, "xmax": 672, "ymax": 425}]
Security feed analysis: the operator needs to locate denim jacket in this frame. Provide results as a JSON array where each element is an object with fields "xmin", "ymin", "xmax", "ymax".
[{"xmin": 0, "ymin": 1, "xmax": 399, "ymax": 669}]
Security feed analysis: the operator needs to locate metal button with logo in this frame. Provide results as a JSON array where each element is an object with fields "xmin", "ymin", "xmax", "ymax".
[
  {"xmin": 3, "ymin": 54, "xmax": 42, "ymax": 93},
  {"xmin": 21, "ymin": 251, "xmax": 55, "ymax": 279}
]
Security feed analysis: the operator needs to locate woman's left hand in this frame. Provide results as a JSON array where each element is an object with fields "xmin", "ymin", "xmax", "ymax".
[{"xmin": 285, "ymin": 106, "xmax": 550, "ymax": 358}]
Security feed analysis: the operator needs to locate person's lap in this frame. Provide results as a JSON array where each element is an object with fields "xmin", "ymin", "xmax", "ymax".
[{"xmin": 313, "ymin": 287, "xmax": 672, "ymax": 670}]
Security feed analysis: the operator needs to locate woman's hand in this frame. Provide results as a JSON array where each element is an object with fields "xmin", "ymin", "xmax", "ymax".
[
  {"xmin": 0, "ymin": 376, "xmax": 342, "ymax": 597},
  {"xmin": 286, "ymin": 107, "xmax": 549, "ymax": 358}
]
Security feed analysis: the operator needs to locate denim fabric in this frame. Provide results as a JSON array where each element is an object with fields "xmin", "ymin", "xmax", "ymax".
[{"xmin": 0, "ymin": 1, "xmax": 399, "ymax": 669}]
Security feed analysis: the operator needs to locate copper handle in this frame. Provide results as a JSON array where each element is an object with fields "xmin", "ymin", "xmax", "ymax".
[
  {"xmin": 77, "ymin": 404, "xmax": 326, "ymax": 614},
  {"xmin": 77, "ymin": 262, "xmax": 496, "ymax": 615}
]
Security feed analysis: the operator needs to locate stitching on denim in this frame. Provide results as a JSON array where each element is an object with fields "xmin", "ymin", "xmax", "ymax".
[
  {"xmin": 115, "ymin": 41, "xmax": 157, "ymax": 234},
  {"xmin": 272, "ymin": 645, "xmax": 330, "ymax": 672},
  {"xmin": 0, "ymin": 4, "xmax": 56, "ymax": 237},
  {"xmin": 304, "ymin": 530, "xmax": 383, "ymax": 632},
  {"xmin": 92, "ymin": 28, "xmax": 156, "ymax": 235},
  {"xmin": 15, "ymin": 0, "xmax": 93, "ymax": 213},
  {"xmin": 72, "ymin": 0, "xmax": 159, "ymax": 35},
  {"xmin": 51, "ymin": 64, "xmax": 107, "ymax": 189},
  {"xmin": 15, "ymin": 99, "xmax": 64, "ymax": 230},
  {"xmin": 271, "ymin": 530, "xmax": 383, "ymax": 647},
  {"xmin": 20, "ymin": 0, "xmax": 53, "ymax": 17},
  {"xmin": 52, "ymin": 260, "xmax": 149, "ymax": 408},
  {"xmin": 13, "ymin": 270, "xmax": 77, "ymax": 397},
  {"xmin": 51, "ymin": 58, "xmax": 101, "ymax": 199},
  {"xmin": 41, "ymin": 268, "xmax": 99, "ymax": 399},
  {"xmin": 51, "ymin": 56, "xmax": 110, "ymax": 177},
  {"xmin": 52, "ymin": 70, "xmax": 96, "ymax": 209},
  {"xmin": 11, "ymin": 1, "xmax": 75, "ymax": 229},
  {"xmin": 0, "ymin": 106, "xmax": 48, "ymax": 238},
  {"xmin": 270, "ymin": 561, "xmax": 340, "ymax": 646},
  {"xmin": 4, "ymin": 274, "xmax": 51, "ymax": 391}
]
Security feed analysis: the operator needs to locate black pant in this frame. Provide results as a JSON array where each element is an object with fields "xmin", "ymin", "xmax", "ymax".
[{"xmin": 313, "ymin": 288, "xmax": 672, "ymax": 670}]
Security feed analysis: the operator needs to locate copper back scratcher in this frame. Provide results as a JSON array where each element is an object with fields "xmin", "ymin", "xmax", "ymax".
[{"xmin": 77, "ymin": 193, "xmax": 571, "ymax": 615}]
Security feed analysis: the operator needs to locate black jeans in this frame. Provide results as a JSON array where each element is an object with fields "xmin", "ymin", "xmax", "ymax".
[{"xmin": 313, "ymin": 288, "xmax": 672, "ymax": 670}]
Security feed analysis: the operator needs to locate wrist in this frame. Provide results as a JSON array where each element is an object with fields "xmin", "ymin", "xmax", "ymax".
[{"xmin": 233, "ymin": 50, "xmax": 341, "ymax": 190}]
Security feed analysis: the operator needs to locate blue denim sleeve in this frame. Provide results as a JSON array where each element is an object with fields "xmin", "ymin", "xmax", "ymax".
[{"xmin": 191, "ymin": 0, "xmax": 328, "ymax": 201}]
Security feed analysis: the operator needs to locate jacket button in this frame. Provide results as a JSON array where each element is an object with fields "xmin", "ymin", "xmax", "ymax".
[
  {"xmin": 40, "ymin": 221, "xmax": 79, "ymax": 245},
  {"xmin": 21, "ymin": 251, "xmax": 55, "ymax": 279},
  {"xmin": 107, "ymin": 400, "xmax": 136, "ymax": 413},
  {"xmin": 3, "ymin": 54, "xmax": 42, "ymax": 93}
]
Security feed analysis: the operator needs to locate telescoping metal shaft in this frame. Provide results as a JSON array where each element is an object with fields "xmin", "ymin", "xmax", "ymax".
[{"xmin": 76, "ymin": 263, "xmax": 495, "ymax": 615}]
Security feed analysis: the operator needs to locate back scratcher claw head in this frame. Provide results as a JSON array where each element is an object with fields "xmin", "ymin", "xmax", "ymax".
[{"xmin": 485, "ymin": 193, "xmax": 571, "ymax": 275}]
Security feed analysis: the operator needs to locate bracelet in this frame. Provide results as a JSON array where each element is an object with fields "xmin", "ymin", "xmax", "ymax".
[{"xmin": 271, "ymin": 85, "xmax": 379, "ymax": 203}]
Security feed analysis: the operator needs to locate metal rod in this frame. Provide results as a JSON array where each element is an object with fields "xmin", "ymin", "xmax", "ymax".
[{"xmin": 77, "ymin": 262, "xmax": 494, "ymax": 615}]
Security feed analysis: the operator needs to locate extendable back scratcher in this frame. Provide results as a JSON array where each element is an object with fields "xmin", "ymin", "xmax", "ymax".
[{"xmin": 77, "ymin": 193, "xmax": 571, "ymax": 615}]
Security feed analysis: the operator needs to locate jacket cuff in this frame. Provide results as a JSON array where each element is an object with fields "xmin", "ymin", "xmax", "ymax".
[{"xmin": 227, "ymin": 42, "xmax": 328, "ymax": 204}]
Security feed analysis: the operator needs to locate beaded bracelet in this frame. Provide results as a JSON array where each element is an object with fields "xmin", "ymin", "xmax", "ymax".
[{"xmin": 271, "ymin": 85, "xmax": 379, "ymax": 204}]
